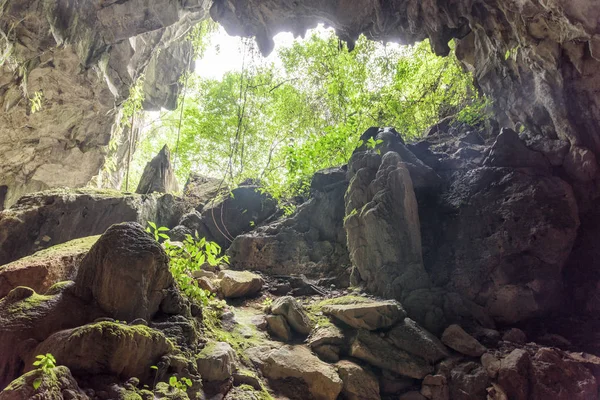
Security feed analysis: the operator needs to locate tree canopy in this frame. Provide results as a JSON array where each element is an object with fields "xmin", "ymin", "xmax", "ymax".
[{"xmin": 129, "ymin": 27, "xmax": 486, "ymax": 199}]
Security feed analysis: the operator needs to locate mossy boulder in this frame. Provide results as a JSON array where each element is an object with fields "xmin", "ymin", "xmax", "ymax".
[
  {"xmin": 28, "ymin": 321, "xmax": 174, "ymax": 383},
  {"xmin": 0, "ymin": 236, "xmax": 99, "ymax": 299},
  {"xmin": 0, "ymin": 366, "xmax": 86, "ymax": 400}
]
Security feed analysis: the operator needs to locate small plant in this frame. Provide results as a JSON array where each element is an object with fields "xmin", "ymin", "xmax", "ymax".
[
  {"xmin": 165, "ymin": 233, "xmax": 228, "ymax": 305},
  {"xmin": 366, "ymin": 137, "xmax": 383, "ymax": 150},
  {"xmin": 262, "ymin": 296, "xmax": 273, "ymax": 307},
  {"xmin": 168, "ymin": 376, "xmax": 192, "ymax": 392},
  {"xmin": 146, "ymin": 221, "xmax": 170, "ymax": 242},
  {"xmin": 32, "ymin": 353, "xmax": 56, "ymax": 390},
  {"xmin": 30, "ymin": 90, "xmax": 43, "ymax": 114},
  {"xmin": 282, "ymin": 204, "xmax": 296, "ymax": 217}
]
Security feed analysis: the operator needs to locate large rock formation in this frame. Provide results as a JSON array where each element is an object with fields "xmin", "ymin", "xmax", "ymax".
[{"xmin": 0, "ymin": 0, "xmax": 210, "ymax": 208}]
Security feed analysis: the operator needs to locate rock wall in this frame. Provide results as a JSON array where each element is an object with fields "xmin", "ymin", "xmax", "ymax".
[
  {"xmin": 0, "ymin": 0, "xmax": 210, "ymax": 208},
  {"xmin": 211, "ymin": 0, "xmax": 600, "ymax": 181}
]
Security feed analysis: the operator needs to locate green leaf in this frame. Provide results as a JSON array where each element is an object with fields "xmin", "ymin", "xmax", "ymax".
[
  {"xmin": 148, "ymin": 221, "xmax": 157, "ymax": 229},
  {"xmin": 159, "ymin": 233, "xmax": 170, "ymax": 239},
  {"xmin": 150, "ymin": 365, "xmax": 158, "ymax": 370},
  {"xmin": 169, "ymin": 376, "xmax": 178, "ymax": 387},
  {"xmin": 158, "ymin": 227, "xmax": 170, "ymax": 231},
  {"xmin": 33, "ymin": 378, "xmax": 42, "ymax": 390}
]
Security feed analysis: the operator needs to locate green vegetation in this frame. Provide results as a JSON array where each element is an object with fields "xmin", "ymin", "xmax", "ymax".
[
  {"xmin": 32, "ymin": 353, "xmax": 56, "ymax": 390},
  {"xmin": 132, "ymin": 28, "xmax": 486, "ymax": 200},
  {"xmin": 146, "ymin": 221, "xmax": 170, "ymax": 242},
  {"xmin": 168, "ymin": 376, "xmax": 192, "ymax": 392}
]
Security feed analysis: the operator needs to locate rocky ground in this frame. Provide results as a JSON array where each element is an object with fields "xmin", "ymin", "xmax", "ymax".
[{"xmin": 1, "ymin": 122, "xmax": 600, "ymax": 399}]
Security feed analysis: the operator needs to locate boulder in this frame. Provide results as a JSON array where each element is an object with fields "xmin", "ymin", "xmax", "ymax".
[
  {"xmin": 441, "ymin": 325, "xmax": 486, "ymax": 357},
  {"xmin": 387, "ymin": 318, "xmax": 449, "ymax": 363},
  {"xmin": 29, "ymin": 321, "xmax": 174, "ymax": 383},
  {"xmin": 265, "ymin": 315, "xmax": 292, "ymax": 342},
  {"xmin": 335, "ymin": 359, "xmax": 381, "ymax": 400},
  {"xmin": 182, "ymin": 173, "xmax": 226, "ymax": 209},
  {"xmin": 345, "ymin": 149, "xmax": 432, "ymax": 301},
  {"xmin": 219, "ymin": 270, "xmax": 263, "ymax": 299},
  {"xmin": 0, "ymin": 366, "xmax": 87, "ymax": 400},
  {"xmin": 73, "ymin": 222, "xmax": 173, "ymax": 321},
  {"xmin": 136, "ymin": 145, "xmax": 179, "ymax": 194},
  {"xmin": 308, "ymin": 324, "xmax": 346, "ymax": 362},
  {"xmin": 196, "ymin": 341, "xmax": 237, "ymax": 382},
  {"xmin": 321, "ymin": 300, "xmax": 405, "ymax": 330},
  {"xmin": 0, "ymin": 236, "xmax": 99, "ymax": 298},
  {"xmin": 399, "ymin": 391, "xmax": 428, "ymax": 400},
  {"xmin": 448, "ymin": 362, "xmax": 489, "ymax": 400},
  {"xmin": 497, "ymin": 349, "xmax": 530, "ymax": 400},
  {"xmin": 227, "ymin": 169, "xmax": 349, "ymax": 279},
  {"xmin": 260, "ymin": 345, "xmax": 343, "ymax": 400},
  {"xmin": 420, "ymin": 374, "xmax": 449, "ymax": 400},
  {"xmin": 350, "ymin": 330, "xmax": 433, "ymax": 379},
  {"xmin": 271, "ymin": 296, "xmax": 313, "ymax": 335},
  {"xmin": 502, "ymin": 328, "xmax": 527, "ymax": 344},
  {"xmin": 483, "ymin": 128, "xmax": 551, "ymax": 172},
  {"xmin": 0, "ymin": 189, "xmax": 185, "ymax": 265}
]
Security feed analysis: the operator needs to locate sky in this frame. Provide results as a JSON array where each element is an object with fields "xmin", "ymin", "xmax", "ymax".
[{"xmin": 194, "ymin": 25, "xmax": 331, "ymax": 79}]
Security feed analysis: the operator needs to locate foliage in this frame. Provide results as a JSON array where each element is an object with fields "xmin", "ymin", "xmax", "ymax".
[
  {"xmin": 32, "ymin": 353, "xmax": 56, "ymax": 390},
  {"xmin": 29, "ymin": 90, "xmax": 43, "ymax": 114},
  {"xmin": 168, "ymin": 376, "xmax": 192, "ymax": 392},
  {"xmin": 164, "ymin": 233, "xmax": 228, "ymax": 306},
  {"xmin": 133, "ymin": 28, "xmax": 485, "ymax": 200},
  {"xmin": 146, "ymin": 221, "xmax": 170, "ymax": 242}
]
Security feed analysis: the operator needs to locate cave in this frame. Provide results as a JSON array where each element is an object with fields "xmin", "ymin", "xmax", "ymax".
[{"xmin": 1, "ymin": 1, "xmax": 600, "ymax": 399}]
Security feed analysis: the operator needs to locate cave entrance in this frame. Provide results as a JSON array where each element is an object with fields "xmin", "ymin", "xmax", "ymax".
[{"xmin": 127, "ymin": 22, "xmax": 485, "ymax": 202}]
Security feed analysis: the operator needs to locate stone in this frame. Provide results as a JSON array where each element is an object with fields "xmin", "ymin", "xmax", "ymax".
[
  {"xmin": 200, "ymin": 185, "xmax": 277, "ymax": 248},
  {"xmin": 481, "ymin": 353, "xmax": 501, "ymax": 378},
  {"xmin": 502, "ymin": 328, "xmax": 527, "ymax": 344},
  {"xmin": 0, "ymin": 366, "xmax": 87, "ymax": 400},
  {"xmin": 399, "ymin": 391, "xmax": 428, "ymax": 400},
  {"xmin": 196, "ymin": 341, "xmax": 237, "ymax": 382},
  {"xmin": 0, "ymin": 0, "xmax": 207, "ymax": 208},
  {"xmin": 345, "ymin": 148, "xmax": 432, "ymax": 300},
  {"xmin": 387, "ymin": 318, "xmax": 449, "ymax": 363},
  {"xmin": 271, "ymin": 296, "xmax": 313, "ymax": 335},
  {"xmin": 196, "ymin": 276, "xmax": 217, "ymax": 294},
  {"xmin": 420, "ymin": 374, "xmax": 449, "ymax": 400},
  {"xmin": 182, "ymin": 173, "xmax": 226, "ymax": 209},
  {"xmin": 265, "ymin": 314, "xmax": 292, "ymax": 342},
  {"xmin": 448, "ymin": 362, "xmax": 489, "ymax": 400},
  {"xmin": 350, "ymin": 330, "xmax": 433, "ymax": 379},
  {"xmin": 0, "ymin": 236, "xmax": 98, "ymax": 298},
  {"xmin": 321, "ymin": 300, "xmax": 406, "ymax": 330},
  {"xmin": 219, "ymin": 270, "xmax": 263, "ymax": 298},
  {"xmin": 0, "ymin": 189, "xmax": 183, "ymax": 265},
  {"xmin": 136, "ymin": 145, "xmax": 179, "ymax": 195},
  {"xmin": 312, "ymin": 344, "xmax": 340, "ymax": 363},
  {"xmin": 308, "ymin": 324, "xmax": 346, "ymax": 349},
  {"xmin": 228, "ymin": 174, "xmax": 350, "ymax": 278},
  {"xmin": 29, "ymin": 322, "xmax": 174, "ymax": 383},
  {"xmin": 73, "ymin": 222, "xmax": 173, "ymax": 321},
  {"xmin": 497, "ymin": 349, "xmax": 530, "ymax": 400},
  {"xmin": 529, "ymin": 348, "xmax": 597, "ymax": 400},
  {"xmin": 483, "ymin": 128, "xmax": 551, "ymax": 171},
  {"xmin": 259, "ymin": 345, "xmax": 343, "ymax": 400},
  {"xmin": 335, "ymin": 359, "xmax": 381, "ymax": 400},
  {"xmin": 441, "ymin": 325, "xmax": 486, "ymax": 357}
]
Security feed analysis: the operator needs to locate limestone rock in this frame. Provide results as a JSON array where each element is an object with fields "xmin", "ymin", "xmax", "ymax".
[
  {"xmin": 271, "ymin": 296, "xmax": 313, "ymax": 335},
  {"xmin": 312, "ymin": 344, "xmax": 340, "ymax": 363},
  {"xmin": 0, "ymin": 189, "xmax": 184, "ymax": 265},
  {"xmin": 345, "ymin": 147, "xmax": 431, "ymax": 300},
  {"xmin": 183, "ymin": 173, "xmax": 226, "ymax": 209},
  {"xmin": 0, "ymin": 366, "xmax": 87, "ymax": 400},
  {"xmin": 420, "ymin": 374, "xmax": 449, "ymax": 400},
  {"xmin": 502, "ymin": 328, "xmax": 527, "ymax": 344},
  {"xmin": 260, "ymin": 345, "xmax": 343, "ymax": 400},
  {"xmin": 0, "ymin": 236, "xmax": 98, "ymax": 298},
  {"xmin": 441, "ymin": 325, "xmax": 486, "ymax": 357},
  {"xmin": 228, "ymin": 171, "xmax": 349, "ymax": 279},
  {"xmin": 497, "ymin": 349, "xmax": 530, "ymax": 400},
  {"xmin": 196, "ymin": 341, "xmax": 236, "ymax": 382},
  {"xmin": 483, "ymin": 128, "xmax": 550, "ymax": 172},
  {"xmin": 136, "ymin": 145, "xmax": 179, "ymax": 195},
  {"xmin": 335, "ymin": 359, "xmax": 380, "ymax": 400},
  {"xmin": 448, "ymin": 362, "xmax": 489, "ymax": 400},
  {"xmin": 29, "ymin": 322, "xmax": 174, "ymax": 383},
  {"xmin": 321, "ymin": 300, "xmax": 405, "ymax": 330},
  {"xmin": 73, "ymin": 222, "xmax": 173, "ymax": 321},
  {"xmin": 350, "ymin": 330, "xmax": 433, "ymax": 379},
  {"xmin": 308, "ymin": 324, "xmax": 345, "ymax": 362},
  {"xmin": 219, "ymin": 270, "xmax": 263, "ymax": 299},
  {"xmin": 387, "ymin": 318, "xmax": 449, "ymax": 363},
  {"xmin": 265, "ymin": 315, "xmax": 292, "ymax": 342}
]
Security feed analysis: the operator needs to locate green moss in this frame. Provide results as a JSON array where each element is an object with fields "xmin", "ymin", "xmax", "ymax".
[
  {"xmin": 2, "ymin": 289, "xmax": 55, "ymax": 316},
  {"xmin": 71, "ymin": 321, "xmax": 171, "ymax": 345}
]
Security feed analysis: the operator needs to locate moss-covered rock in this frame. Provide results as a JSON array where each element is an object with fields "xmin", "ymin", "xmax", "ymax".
[
  {"xmin": 27, "ymin": 321, "xmax": 175, "ymax": 383},
  {"xmin": 0, "ymin": 236, "xmax": 99, "ymax": 298},
  {"xmin": 0, "ymin": 366, "xmax": 86, "ymax": 400}
]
